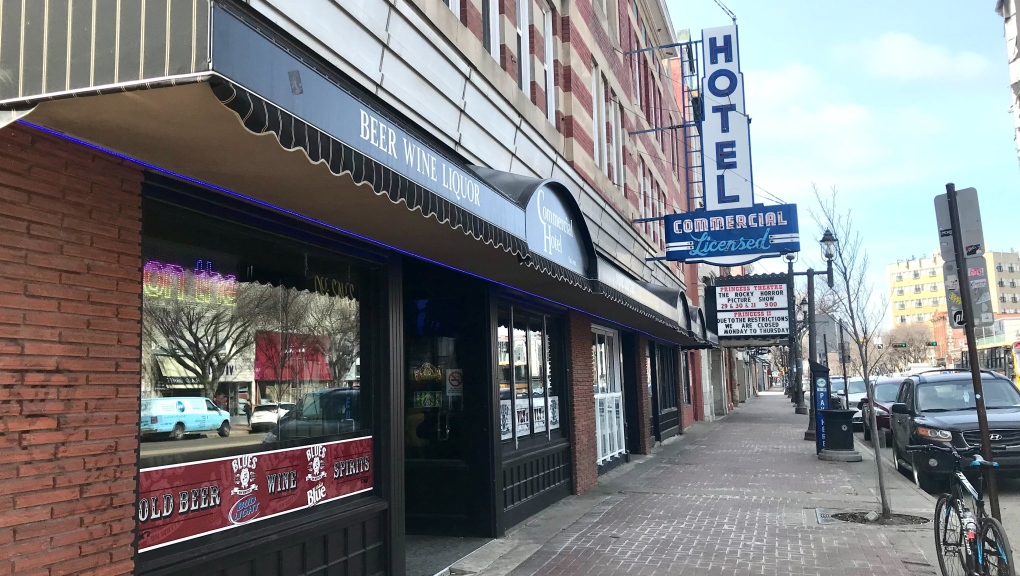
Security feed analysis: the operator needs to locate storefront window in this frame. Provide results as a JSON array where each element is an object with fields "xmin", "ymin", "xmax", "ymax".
[
  {"xmin": 498, "ymin": 304, "xmax": 564, "ymax": 445},
  {"xmin": 137, "ymin": 198, "xmax": 375, "ymax": 552}
]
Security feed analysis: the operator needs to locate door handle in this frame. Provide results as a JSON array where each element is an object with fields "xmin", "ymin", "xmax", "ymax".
[{"xmin": 437, "ymin": 411, "xmax": 450, "ymax": 441}]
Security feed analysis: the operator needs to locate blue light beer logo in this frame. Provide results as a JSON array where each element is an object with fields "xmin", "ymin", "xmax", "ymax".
[{"xmin": 665, "ymin": 204, "xmax": 800, "ymax": 265}]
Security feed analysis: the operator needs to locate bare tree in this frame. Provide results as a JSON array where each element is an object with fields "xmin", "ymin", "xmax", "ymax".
[
  {"xmin": 813, "ymin": 185, "xmax": 894, "ymax": 519},
  {"xmin": 887, "ymin": 323, "xmax": 935, "ymax": 368},
  {"xmin": 143, "ymin": 277, "xmax": 272, "ymax": 399},
  {"xmin": 305, "ymin": 292, "xmax": 360, "ymax": 386},
  {"xmin": 255, "ymin": 286, "xmax": 319, "ymax": 404}
]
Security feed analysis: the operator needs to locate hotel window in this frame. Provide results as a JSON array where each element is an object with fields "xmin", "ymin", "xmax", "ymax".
[
  {"xmin": 446, "ymin": 0, "xmax": 461, "ymax": 18},
  {"xmin": 1010, "ymin": 264, "xmax": 1016, "ymax": 273},
  {"xmin": 997, "ymin": 264, "xmax": 1005, "ymax": 272},
  {"xmin": 1001, "ymin": 296, "xmax": 1008, "ymax": 303},
  {"xmin": 912, "ymin": 271, "xmax": 920, "ymax": 279},
  {"xmin": 928, "ymin": 268, "xmax": 937, "ymax": 277},
  {"xmin": 1013, "ymin": 295, "xmax": 1019, "ymax": 303},
  {"xmin": 895, "ymin": 273, "xmax": 903, "ymax": 282},
  {"xmin": 516, "ymin": 0, "xmax": 531, "ymax": 91},
  {"xmin": 591, "ymin": 60, "xmax": 602, "ymax": 168},
  {"xmin": 899, "ymin": 316, "xmax": 906, "ymax": 324},
  {"xmin": 999, "ymin": 279, "xmax": 1006, "ymax": 287},
  {"xmin": 639, "ymin": 159, "xmax": 647, "ymax": 232},
  {"xmin": 914, "ymin": 299, "xmax": 922, "ymax": 308},
  {"xmin": 896, "ymin": 302, "xmax": 905, "ymax": 310},
  {"xmin": 483, "ymin": 0, "xmax": 500, "ymax": 60},
  {"xmin": 632, "ymin": 34, "xmax": 642, "ymax": 108},
  {"xmin": 611, "ymin": 100, "xmax": 624, "ymax": 186},
  {"xmin": 895, "ymin": 287, "xmax": 904, "ymax": 296},
  {"xmin": 543, "ymin": 4, "xmax": 556, "ymax": 124},
  {"xmin": 1011, "ymin": 280, "xmax": 1017, "ymax": 288},
  {"xmin": 913, "ymin": 285, "xmax": 922, "ymax": 294},
  {"xmin": 930, "ymin": 283, "xmax": 938, "ymax": 292}
]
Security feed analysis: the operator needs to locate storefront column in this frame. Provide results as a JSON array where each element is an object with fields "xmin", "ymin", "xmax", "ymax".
[
  {"xmin": 634, "ymin": 336, "xmax": 651, "ymax": 454},
  {"xmin": 0, "ymin": 124, "xmax": 143, "ymax": 576},
  {"xmin": 566, "ymin": 310, "xmax": 596, "ymax": 495},
  {"xmin": 678, "ymin": 349, "xmax": 694, "ymax": 431},
  {"xmin": 689, "ymin": 351, "xmax": 704, "ymax": 423}
]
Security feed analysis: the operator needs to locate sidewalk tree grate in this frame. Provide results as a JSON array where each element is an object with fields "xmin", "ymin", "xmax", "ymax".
[{"xmin": 814, "ymin": 508, "xmax": 844, "ymax": 525}]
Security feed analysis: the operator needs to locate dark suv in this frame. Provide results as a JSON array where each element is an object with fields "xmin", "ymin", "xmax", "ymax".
[{"xmin": 890, "ymin": 371, "xmax": 1020, "ymax": 490}]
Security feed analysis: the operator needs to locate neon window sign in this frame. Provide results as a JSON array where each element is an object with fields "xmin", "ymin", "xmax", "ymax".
[{"xmin": 143, "ymin": 260, "xmax": 238, "ymax": 306}]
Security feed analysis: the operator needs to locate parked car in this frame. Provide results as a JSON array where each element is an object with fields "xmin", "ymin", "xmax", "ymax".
[
  {"xmin": 832, "ymin": 377, "xmax": 867, "ymax": 429},
  {"xmin": 263, "ymin": 389, "xmax": 361, "ymax": 443},
  {"xmin": 141, "ymin": 397, "xmax": 232, "ymax": 440},
  {"xmin": 857, "ymin": 379, "xmax": 901, "ymax": 443},
  {"xmin": 890, "ymin": 371, "xmax": 1020, "ymax": 490},
  {"xmin": 248, "ymin": 402, "xmax": 297, "ymax": 433}
]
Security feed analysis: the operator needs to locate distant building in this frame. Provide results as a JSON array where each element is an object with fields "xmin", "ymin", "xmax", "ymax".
[{"xmin": 888, "ymin": 251, "xmax": 1020, "ymax": 328}]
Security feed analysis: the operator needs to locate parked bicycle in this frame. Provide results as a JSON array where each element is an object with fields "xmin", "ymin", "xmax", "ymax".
[{"xmin": 907, "ymin": 444, "xmax": 1014, "ymax": 576}]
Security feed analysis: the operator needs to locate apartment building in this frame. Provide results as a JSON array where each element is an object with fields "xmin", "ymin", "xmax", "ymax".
[{"xmin": 888, "ymin": 251, "xmax": 1020, "ymax": 326}]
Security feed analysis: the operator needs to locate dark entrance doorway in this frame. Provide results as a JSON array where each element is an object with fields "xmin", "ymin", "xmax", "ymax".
[{"xmin": 403, "ymin": 259, "xmax": 495, "ymax": 537}]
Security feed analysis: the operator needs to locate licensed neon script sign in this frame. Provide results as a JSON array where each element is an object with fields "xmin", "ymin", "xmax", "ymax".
[{"xmin": 143, "ymin": 260, "xmax": 238, "ymax": 306}]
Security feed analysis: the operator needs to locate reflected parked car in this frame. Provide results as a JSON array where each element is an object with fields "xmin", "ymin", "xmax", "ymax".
[
  {"xmin": 857, "ymin": 379, "xmax": 901, "ymax": 443},
  {"xmin": 248, "ymin": 402, "xmax": 297, "ymax": 433},
  {"xmin": 141, "ymin": 397, "xmax": 232, "ymax": 440},
  {"xmin": 263, "ymin": 389, "xmax": 360, "ymax": 443}
]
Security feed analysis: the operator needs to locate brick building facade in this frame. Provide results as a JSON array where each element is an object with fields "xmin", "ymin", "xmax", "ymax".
[{"xmin": 0, "ymin": 0, "xmax": 714, "ymax": 574}]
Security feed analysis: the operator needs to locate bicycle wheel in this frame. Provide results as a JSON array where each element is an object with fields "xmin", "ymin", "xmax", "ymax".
[
  {"xmin": 934, "ymin": 494, "xmax": 967, "ymax": 576},
  {"xmin": 980, "ymin": 517, "xmax": 1015, "ymax": 576}
]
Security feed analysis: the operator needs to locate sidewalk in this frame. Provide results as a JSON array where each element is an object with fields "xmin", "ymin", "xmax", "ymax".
[{"xmin": 449, "ymin": 389, "xmax": 941, "ymax": 576}]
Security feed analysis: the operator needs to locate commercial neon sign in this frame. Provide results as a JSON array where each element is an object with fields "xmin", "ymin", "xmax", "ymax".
[{"xmin": 143, "ymin": 260, "xmax": 238, "ymax": 306}]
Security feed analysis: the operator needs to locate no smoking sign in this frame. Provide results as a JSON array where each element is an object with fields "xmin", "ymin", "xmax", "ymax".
[{"xmin": 446, "ymin": 369, "xmax": 464, "ymax": 397}]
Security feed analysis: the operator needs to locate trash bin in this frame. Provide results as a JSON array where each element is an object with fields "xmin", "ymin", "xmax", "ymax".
[{"xmin": 820, "ymin": 409, "xmax": 857, "ymax": 451}]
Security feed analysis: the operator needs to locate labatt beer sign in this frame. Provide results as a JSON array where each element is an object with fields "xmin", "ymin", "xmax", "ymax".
[{"xmin": 137, "ymin": 436, "xmax": 372, "ymax": 551}]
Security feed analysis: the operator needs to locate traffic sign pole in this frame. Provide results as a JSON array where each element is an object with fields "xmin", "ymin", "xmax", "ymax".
[{"xmin": 946, "ymin": 182, "xmax": 1000, "ymax": 521}]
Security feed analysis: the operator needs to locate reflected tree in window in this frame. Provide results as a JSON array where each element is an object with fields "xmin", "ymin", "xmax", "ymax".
[
  {"xmin": 143, "ymin": 270, "xmax": 273, "ymax": 399},
  {"xmin": 306, "ymin": 291, "xmax": 360, "ymax": 387}
]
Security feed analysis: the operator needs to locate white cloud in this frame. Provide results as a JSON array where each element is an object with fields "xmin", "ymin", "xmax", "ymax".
[{"xmin": 835, "ymin": 32, "xmax": 991, "ymax": 81}]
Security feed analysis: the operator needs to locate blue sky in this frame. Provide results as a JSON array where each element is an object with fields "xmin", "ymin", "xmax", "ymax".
[{"xmin": 668, "ymin": 1, "xmax": 1018, "ymax": 303}]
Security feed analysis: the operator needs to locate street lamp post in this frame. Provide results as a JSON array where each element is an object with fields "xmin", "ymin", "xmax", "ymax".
[
  {"xmin": 794, "ymin": 298, "xmax": 808, "ymax": 413},
  {"xmin": 795, "ymin": 230, "xmax": 837, "ymax": 442}
]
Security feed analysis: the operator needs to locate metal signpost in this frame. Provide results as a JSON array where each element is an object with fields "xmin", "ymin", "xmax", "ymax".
[{"xmin": 934, "ymin": 183, "xmax": 1001, "ymax": 521}]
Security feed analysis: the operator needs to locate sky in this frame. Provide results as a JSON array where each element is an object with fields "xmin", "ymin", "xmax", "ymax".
[{"xmin": 667, "ymin": 1, "xmax": 1018, "ymax": 320}]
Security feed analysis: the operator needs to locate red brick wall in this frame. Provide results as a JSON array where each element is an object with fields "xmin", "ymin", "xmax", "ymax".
[
  {"xmin": 634, "ymin": 336, "xmax": 650, "ymax": 454},
  {"xmin": 566, "ymin": 310, "xmax": 596, "ymax": 494},
  {"xmin": 0, "ymin": 124, "xmax": 143, "ymax": 576}
]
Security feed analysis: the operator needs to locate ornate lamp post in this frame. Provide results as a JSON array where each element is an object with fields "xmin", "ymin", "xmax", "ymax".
[{"xmin": 790, "ymin": 230, "xmax": 837, "ymax": 441}]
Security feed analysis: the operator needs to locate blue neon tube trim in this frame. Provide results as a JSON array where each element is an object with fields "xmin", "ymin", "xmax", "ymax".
[{"xmin": 16, "ymin": 119, "xmax": 690, "ymax": 344}]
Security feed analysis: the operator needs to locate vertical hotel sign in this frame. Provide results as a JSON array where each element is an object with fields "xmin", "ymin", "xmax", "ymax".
[
  {"xmin": 701, "ymin": 25, "xmax": 752, "ymax": 211},
  {"xmin": 663, "ymin": 25, "xmax": 800, "ymax": 266}
]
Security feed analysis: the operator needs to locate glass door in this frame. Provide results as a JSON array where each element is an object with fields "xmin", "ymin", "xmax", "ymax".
[{"xmin": 592, "ymin": 326, "xmax": 625, "ymax": 465}]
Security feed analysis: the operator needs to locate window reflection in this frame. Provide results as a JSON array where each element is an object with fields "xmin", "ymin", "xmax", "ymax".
[{"xmin": 139, "ymin": 225, "xmax": 367, "ymax": 467}]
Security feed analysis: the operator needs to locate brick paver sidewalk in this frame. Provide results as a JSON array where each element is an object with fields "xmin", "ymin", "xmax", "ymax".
[{"xmin": 493, "ymin": 390, "xmax": 938, "ymax": 576}]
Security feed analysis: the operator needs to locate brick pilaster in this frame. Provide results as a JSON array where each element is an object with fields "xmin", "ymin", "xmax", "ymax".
[
  {"xmin": 567, "ymin": 310, "xmax": 596, "ymax": 495},
  {"xmin": 0, "ymin": 124, "xmax": 143, "ymax": 576},
  {"xmin": 634, "ymin": 335, "xmax": 651, "ymax": 454}
]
